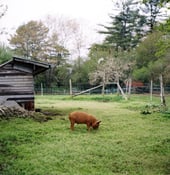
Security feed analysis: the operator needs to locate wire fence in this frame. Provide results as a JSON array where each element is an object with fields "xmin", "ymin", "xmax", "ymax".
[{"xmin": 35, "ymin": 84, "xmax": 170, "ymax": 95}]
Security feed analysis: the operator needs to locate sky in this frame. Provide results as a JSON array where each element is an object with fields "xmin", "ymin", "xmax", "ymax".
[{"xmin": 0, "ymin": 0, "xmax": 114, "ymax": 45}]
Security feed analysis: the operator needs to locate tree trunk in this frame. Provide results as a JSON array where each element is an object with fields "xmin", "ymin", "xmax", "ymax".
[
  {"xmin": 102, "ymin": 83, "xmax": 105, "ymax": 96},
  {"xmin": 160, "ymin": 74, "xmax": 166, "ymax": 106},
  {"xmin": 128, "ymin": 78, "xmax": 132, "ymax": 98},
  {"xmin": 41, "ymin": 83, "xmax": 43, "ymax": 96},
  {"xmin": 102, "ymin": 69, "xmax": 106, "ymax": 96},
  {"xmin": 69, "ymin": 79, "xmax": 72, "ymax": 96},
  {"xmin": 125, "ymin": 80, "xmax": 128, "ymax": 94}
]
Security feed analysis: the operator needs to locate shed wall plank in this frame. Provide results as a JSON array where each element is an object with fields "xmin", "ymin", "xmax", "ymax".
[{"xmin": 0, "ymin": 71, "xmax": 34, "ymax": 99}]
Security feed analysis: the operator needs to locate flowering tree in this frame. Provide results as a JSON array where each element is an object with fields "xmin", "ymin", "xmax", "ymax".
[{"xmin": 89, "ymin": 56, "xmax": 134, "ymax": 99}]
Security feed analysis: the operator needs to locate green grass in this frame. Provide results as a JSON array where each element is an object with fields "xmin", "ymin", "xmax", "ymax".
[{"xmin": 0, "ymin": 94, "xmax": 170, "ymax": 175}]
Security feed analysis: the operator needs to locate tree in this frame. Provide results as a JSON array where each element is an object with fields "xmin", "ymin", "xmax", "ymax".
[
  {"xmin": 134, "ymin": 28, "xmax": 170, "ymax": 105},
  {"xmin": 160, "ymin": 0, "xmax": 170, "ymax": 2},
  {"xmin": 135, "ymin": 31, "xmax": 163, "ymax": 69},
  {"xmin": 44, "ymin": 15, "xmax": 88, "ymax": 59},
  {"xmin": 142, "ymin": 0, "xmax": 170, "ymax": 31},
  {"xmin": 9, "ymin": 20, "xmax": 49, "ymax": 60},
  {"xmin": 0, "ymin": 3, "xmax": 7, "ymax": 35},
  {"xmin": 88, "ymin": 44, "xmax": 112, "ymax": 71},
  {"xmin": 0, "ymin": 3, "xmax": 7, "ymax": 19},
  {"xmin": 35, "ymin": 33, "xmax": 71, "ymax": 88},
  {"xmin": 0, "ymin": 3, "xmax": 11, "ymax": 63},
  {"xmin": 89, "ymin": 52, "xmax": 134, "ymax": 99},
  {"xmin": 9, "ymin": 20, "xmax": 73, "ymax": 89},
  {"xmin": 99, "ymin": 0, "xmax": 146, "ymax": 52},
  {"xmin": 71, "ymin": 57, "xmax": 88, "ymax": 86},
  {"xmin": 0, "ymin": 44, "xmax": 12, "ymax": 64}
]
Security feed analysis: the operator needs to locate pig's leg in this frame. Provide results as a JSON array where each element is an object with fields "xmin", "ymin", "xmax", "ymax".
[
  {"xmin": 70, "ymin": 120, "xmax": 75, "ymax": 131},
  {"xmin": 86, "ymin": 123, "xmax": 91, "ymax": 131}
]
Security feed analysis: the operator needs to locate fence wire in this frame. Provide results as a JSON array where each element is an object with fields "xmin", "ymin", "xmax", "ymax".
[{"xmin": 35, "ymin": 84, "xmax": 170, "ymax": 95}]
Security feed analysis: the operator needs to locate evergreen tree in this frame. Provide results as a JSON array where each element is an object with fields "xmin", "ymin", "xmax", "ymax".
[
  {"xmin": 99, "ymin": 0, "xmax": 146, "ymax": 52},
  {"xmin": 142, "ymin": 0, "xmax": 169, "ymax": 31}
]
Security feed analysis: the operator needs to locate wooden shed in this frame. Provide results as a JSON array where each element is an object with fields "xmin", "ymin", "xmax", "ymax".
[{"xmin": 0, "ymin": 56, "xmax": 50, "ymax": 111}]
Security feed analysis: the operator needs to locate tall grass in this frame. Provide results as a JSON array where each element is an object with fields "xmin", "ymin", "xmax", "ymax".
[{"xmin": 0, "ymin": 94, "xmax": 170, "ymax": 175}]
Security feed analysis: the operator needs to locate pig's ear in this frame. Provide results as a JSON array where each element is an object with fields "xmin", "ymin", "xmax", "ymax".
[{"xmin": 97, "ymin": 120, "xmax": 101, "ymax": 124}]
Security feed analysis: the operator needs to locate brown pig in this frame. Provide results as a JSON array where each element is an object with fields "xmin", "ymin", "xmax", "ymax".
[{"xmin": 69, "ymin": 111, "xmax": 101, "ymax": 131}]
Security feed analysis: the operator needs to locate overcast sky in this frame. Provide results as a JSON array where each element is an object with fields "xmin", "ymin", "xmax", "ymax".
[{"xmin": 0, "ymin": 0, "xmax": 113, "ymax": 44}]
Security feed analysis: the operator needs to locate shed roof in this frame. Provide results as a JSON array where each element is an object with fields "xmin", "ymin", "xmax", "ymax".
[{"xmin": 0, "ymin": 56, "xmax": 51, "ymax": 75}]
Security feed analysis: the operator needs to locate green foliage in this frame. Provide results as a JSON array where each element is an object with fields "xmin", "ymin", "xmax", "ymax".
[
  {"xmin": 71, "ymin": 94, "xmax": 123, "ymax": 102},
  {"xmin": 0, "ymin": 95, "xmax": 170, "ymax": 175},
  {"xmin": 133, "ymin": 66, "xmax": 150, "ymax": 82},
  {"xmin": 99, "ymin": 0, "xmax": 146, "ymax": 52},
  {"xmin": 9, "ymin": 20, "xmax": 49, "ymax": 59},
  {"xmin": 9, "ymin": 20, "xmax": 71, "ymax": 89},
  {"xmin": 142, "ymin": 0, "xmax": 170, "ymax": 31},
  {"xmin": 157, "ymin": 18, "xmax": 170, "ymax": 33},
  {"xmin": 71, "ymin": 57, "xmax": 89, "ymax": 85},
  {"xmin": 134, "ymin": 30, "xmax": 170, "ymax": 82},
  {"xmin": 86, "ymin": 0, "xmax": 170, "ymax": 88},
  {"xmin": 87, "ymin": 44, "xmax": 110, "ymax": 70},
  {"xmin": 0, "ymin": 45, "xmax": 12, "ymax": 64},
  {"xmin": 46, "ymin": 59, "xmax": 71, "ymax": 88},
  {"xmin": 136, "ymin": 31, "xmax": 163, "ymax": 68},
  {"xmin": 141, "ymin": 103, "xmax": 169, "ymax": 114}
]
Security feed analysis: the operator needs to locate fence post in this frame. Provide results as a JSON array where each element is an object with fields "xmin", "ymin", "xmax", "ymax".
[
  {"xmin": 150, "ymin": 79, "xmax": 153, "ymax": 102},
  {"xmin": 41, "ymin": 83, "xmax": 43, "ymax": 96},
  {"xmin": 69, "ymin": 79, "xmax": 72, "ymax": 96}
]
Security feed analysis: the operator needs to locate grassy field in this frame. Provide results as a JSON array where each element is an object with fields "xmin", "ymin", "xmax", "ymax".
[{"xmin": 0, "ymin": 94, "xmax": 170, "ymax": 175}]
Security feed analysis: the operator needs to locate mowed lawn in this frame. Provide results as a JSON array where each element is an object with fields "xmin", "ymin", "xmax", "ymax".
[{"xmin": 0, "ymin": 95, "xmax": 170, "ymax": 175}]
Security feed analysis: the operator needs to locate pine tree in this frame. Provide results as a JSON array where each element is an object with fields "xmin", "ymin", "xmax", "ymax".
[
  {"xmin": 99, "ymin": 0, "xmax": 146, "ymax": 52},
  {"xmin": 142, "ymin": 0, "xmax": 169, "ymax": 31}
]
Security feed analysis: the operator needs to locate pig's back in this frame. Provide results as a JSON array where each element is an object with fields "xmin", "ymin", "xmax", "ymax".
[{"xmin": 69, "ymin": 111, "xmax": 91, "ymax": 123}]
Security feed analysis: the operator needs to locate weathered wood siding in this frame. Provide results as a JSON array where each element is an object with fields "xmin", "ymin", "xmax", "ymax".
[
  {"xmin": 0, "ymin": 64, "xmax": 34, "ymax": 110},
  {"xmin": 0, "ymin": 57, "xmax": 50, "ymax": 111}
]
